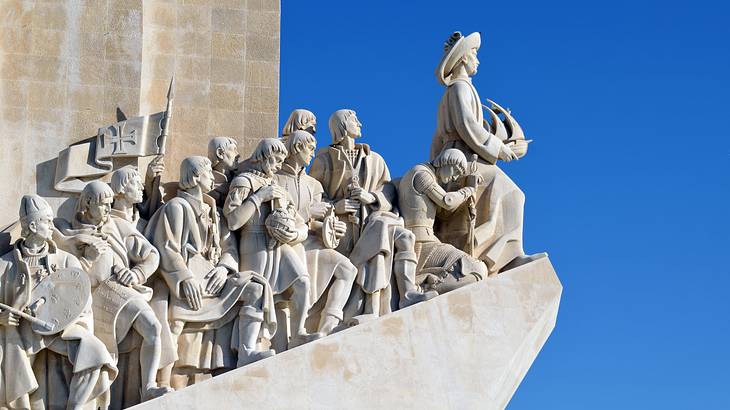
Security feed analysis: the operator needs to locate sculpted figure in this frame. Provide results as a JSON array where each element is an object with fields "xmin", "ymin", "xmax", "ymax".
[
  {"xmin": 109, "ymin": 156, "xmax": 166, "ymax": 233},
  {"xmin": 0, "ymin": 195, "xmax": 116, "ymax": 410},
  {"xmin": 273, "ymin": 130, "xmax": 357, "ymax": 335},
  {"xmin": 63, "ymin": 181, "xmax": 170, "ymax": 405},
  {"xmin": 207, "ymin": 137, "xmax": 240, "ymax": 209},
  {"xmin": 399, "ymin": 149, "xmax": 488, "ymax": 293},
  {"xmin": 310, "ymin": 110, "xmax": 436, "ymax": 319},
  {"xmin": 431, "ymin": 31, "xmax": 544, "ymax": 273},
  {"xmin": 145, "ymin": 156, "xmax": 276, "ymax": 389},
  {"xmin": 224, "ymin": 139, "xmax": 321, "ymax": 347},
  {"xmin": 281, "ymin": 109, "xmax": 317, "ymax": 141}
]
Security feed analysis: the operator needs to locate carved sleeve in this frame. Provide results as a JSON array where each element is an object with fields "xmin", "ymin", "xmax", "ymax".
[
  {"xmin": 217, "ymin": 211, "xmax": 239, "ymax": 273},
  {"xmin": 414, "ymin": 170, "xmax": 470, "ymax": 211},
  {"xmin": 223, "ymin": 177, "xmax": 256, "ymax": 231},
  {"xmin": 370, "ymin": 153, "xmax": 394, "ymax": 212},
  {"xmin": 451, "ymin": 81, "xmax": 502, "ymax": 164},
  {"xmin": 124, "ymin": 230, "xmax": 160, "ymax": 283},
  {"xmin": 309, "ymin": 153, "xmax": 333, "ymax": 202},
  {"xmin": 154, "ymin": 202, "xmax": 193, "ymax": 297}
]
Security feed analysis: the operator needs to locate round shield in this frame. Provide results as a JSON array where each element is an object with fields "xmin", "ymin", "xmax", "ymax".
[
  {"xmin": 321, "ymin": 213, "xmax": 340, "ymax": 250},
  {"xmin": 31, "ymin": 267, "xmax": 91, "ymax": 335}
]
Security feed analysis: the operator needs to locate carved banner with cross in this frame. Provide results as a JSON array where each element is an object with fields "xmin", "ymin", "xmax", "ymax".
[{"xmin": 53, "ymin": 110, "xmax": 167, "ymax": 193}]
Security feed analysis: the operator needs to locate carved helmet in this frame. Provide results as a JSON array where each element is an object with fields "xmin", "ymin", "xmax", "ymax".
[{"xmin": 435, "ymin": 31, "xmax": 481, "ymax": 86}]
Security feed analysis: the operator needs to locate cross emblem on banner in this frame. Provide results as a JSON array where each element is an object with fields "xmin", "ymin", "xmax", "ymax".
[{"xmin": 107, "ymin": 123, "xmax": 137, "ymax": 155}]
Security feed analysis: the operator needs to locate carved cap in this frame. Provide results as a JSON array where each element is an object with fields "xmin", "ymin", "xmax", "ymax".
[
  {"xmin": 19, "ymin": 194, "xmax": 53, "ymax": 223},
  {"xmin": 435, "ymin": 31, "xmax": 481, "ymax": 86}
]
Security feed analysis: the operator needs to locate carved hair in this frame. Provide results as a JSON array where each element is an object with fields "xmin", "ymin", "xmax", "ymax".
[
  {"xmin": 110, "ymin": 166, "xmax": 140, "ymax": 196},
  {"xmin": 282, "ymin": 109, "xmax": 316, "ymax": 137},
  {"xmin": 284, "ymin": 130, "xmax": 316, "ymax": 155},
  {"xmin": 75, "ymin": 181, "xmax": 114, "ymax": 223},
  {"xmin": 250, "ymin": 138, "xmax": 287, "ymax": 163},
  {"xmin": 179, "ymin": 156, "xmax": 212, "ymax": 190},
  {"xmin": 207, "ymin": 137, "xmax": 238, "ymax": 167},
  {"xmin": 329, "ymin": 109, "xmax": 356, "ymax": 144},
  {"xmin": 431, "ymin": 148, "xmax": 467, "ymax": 174}
]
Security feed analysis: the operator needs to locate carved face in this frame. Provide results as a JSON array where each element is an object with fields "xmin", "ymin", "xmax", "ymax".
[
  {"xmin": 262, "ymin": 152, "xmax": 286, "ymax": 176},
  {"xmin": 345, "ymin": 114, "xmax": 362, "ymax": 139},
  {"xmin": 86, "ymin": 198, "xmax": 112, "ymax": 225},
  {"xmin": 463, "ymin": 48, "xmax": 479, "ymax": 76},
  {"xmin": 218, "ymin": 144, "xmax": 240, "ymax": 172},
  {"xmin": 197, "ymin": 164, "xmax": 215, "ymax": 192},
  {"xmin": 29, "ymin": 214, "xmax": 54, "ymax": 241},
  {"xmin": 295, "ymin": 141, "xmax": 317, "ymax": 167},
  {"xmin": 437, "ymin": 164, "xmax": 462, "ymax": 185},
  {"xmin": 303, "ymin": 119, "xmax": 317, "ymax": 135},
  {"xmin": 123, "ymin": 172, "xmax": 144, "ymax": 204}
]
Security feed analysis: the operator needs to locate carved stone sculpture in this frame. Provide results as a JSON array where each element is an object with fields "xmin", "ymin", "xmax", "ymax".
[
  {"xmin": 310, "ymin": 110, "xmax": 436, "ymax": 319},
  {"xmin": 207, "ymin": 137, "xmax": 241, "ymax": 209},
  {"xmin": 0, "ymin": 195, "xmax": 117, "ymax": 410},
  {"xmin": 273, "ymin": 128, "xmax": 357, "ymax": 335},
  {"xmin": 431, "ymin": 31, "xmax": 545, "ymax": 273},
  {"xmin": 60, "ymin": 181, "xmax": 171, "ymax": 406},
  {"xmin": 224, "ymin": 139, "xmax": 322, "ymax": 348},
  {"xmin": 109, "ymin": 156, "xmax": 165, "ymax": 233},
  {"xmin": 281, "ymin": 109, "xmax": 317, "ymax": 141},
  {"xmin": 398, "ymin": 149, "xmax": 488, "ymax": 293},
  {"xmin": 145, "ymin": 156, "xmax": 276, "ymax": 389}
]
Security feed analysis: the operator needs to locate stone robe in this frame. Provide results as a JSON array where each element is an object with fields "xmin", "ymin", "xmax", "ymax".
[
  {"xmin": 274, "ymin": 163, "xmax": 356, "ymax": 318},
  {"xmin": 145, "ymin": 191, "xmax": 275, "ymax": 373},
  {"xmin": 431, "ymin": 78, "xmax": 526, "ymax": 272},
  {"xmin": 0, "ymin": 241, "xmax": 116, "ymax": 409},
  {"xmin": 63, "ymin": 215, "xmax": 158, "ymax": 355},
  {"xmin": 224, "ymin": 171, "xmax": 309, "ymax": 296},
  {"xmin": 310, "ymin": 144, "xmax": 402, "ymax": 294}
]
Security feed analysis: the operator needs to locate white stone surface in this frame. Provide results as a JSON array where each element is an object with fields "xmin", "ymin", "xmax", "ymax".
[{"xmin": 133, "ymin": 256, "xmax": 562, "ymax": 410}]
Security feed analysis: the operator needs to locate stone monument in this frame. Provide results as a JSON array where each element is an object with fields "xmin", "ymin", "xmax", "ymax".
[{"xmin": 0, "ymin": 1, "xmax": 561, "ymax": 406}]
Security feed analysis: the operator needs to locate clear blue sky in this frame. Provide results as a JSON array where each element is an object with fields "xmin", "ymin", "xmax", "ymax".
[{"xmin": 279, "ymin": 1, "xmax": 730, "ymax": 408}]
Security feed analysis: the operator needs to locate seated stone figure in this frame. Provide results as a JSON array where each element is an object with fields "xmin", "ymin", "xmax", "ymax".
[
  {"xmin": 431, "ymin": 31, "xmax": 545, "ymax": 273},
  {"xmin": 310, "ymin": 109, "xmax": 436, "ymax": 319},
  {"xmin": 274, "ymin": 129, "xmax": 356, "ymax": 335},
  {"xmin": 61, "ymin": 181, "xmax": 171, "ymax": 405},
  {"xmin": 145, "ymin": 156, "xmax": 276, "ymax": 389},
  {"xmin": 224, "ymin": 139, "xmax": 321, "ymax": 348},
  {"xmin": 207, "ymin": 137, "xmax": 241, "ymax": 209},
  {"xmin": 0, "ymin": 195, "xmax": 116, "ymax": 410},
  {"xmin": 399, "ymin": 149, "xmax": 488, "ymax": 293}
]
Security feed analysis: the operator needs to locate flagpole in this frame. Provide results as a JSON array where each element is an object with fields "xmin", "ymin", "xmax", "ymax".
[{"xmin": 146, "ymin": 76, "xmax": 174, "ymax": 217}]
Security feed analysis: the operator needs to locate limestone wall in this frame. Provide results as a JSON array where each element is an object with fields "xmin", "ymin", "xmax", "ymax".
[{"xmin": 0, "ymin": 0, "xmax": 280, "ymax": 227}]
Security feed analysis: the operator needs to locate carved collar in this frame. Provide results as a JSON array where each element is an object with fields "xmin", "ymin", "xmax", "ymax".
[{"xmin": 279, "ymin": 162, "xmax": 305, "ymax": 177}]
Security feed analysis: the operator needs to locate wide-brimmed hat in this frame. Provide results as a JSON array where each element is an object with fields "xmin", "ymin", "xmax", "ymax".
[{"xmin": 435, "ymin": 31, "xmax": 481, "ymax": 86}]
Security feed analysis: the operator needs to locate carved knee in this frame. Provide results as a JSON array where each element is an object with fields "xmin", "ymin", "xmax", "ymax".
[
  {"xmin": 336, "ymin": 261, "xmax": 357, "ymax": 283},
  {"xmin": 242, "ymin": 282, "xmax": 265, "ymax": 304},
  {"xmin": 394, "ymin": 228, "xmax": 416, "ymax": 253}
]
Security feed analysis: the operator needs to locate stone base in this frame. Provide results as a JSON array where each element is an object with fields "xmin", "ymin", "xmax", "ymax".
[{"xmin": 133, "ymin": 257, "xmax": 562, "ymax": 410}]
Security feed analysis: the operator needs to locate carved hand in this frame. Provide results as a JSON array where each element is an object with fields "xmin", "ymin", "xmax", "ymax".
[
  {"xmin": 115, "ymin": 265, "xmax": 139, "ymax": 286},
  {"xmin": 334, "ymin": 220, "xmax": 347, "ymax": 238},
  {"xmin": 85, "ymin": 238, "xmax": 110, "ymax": 261},
  {"xmin": 335, "ymin": 198, "xmax": 359, "ymax": 214},
  {"xmin": 498, "ymin": 143, "xmax": 519, "ymax": 162},
  {"xmin": 0, "ymin": 310, "xmax": 19, "ymax": 327},
  {"xmin": 256, "ymin": 185, "xmax": 286, "ymax": 202},
  {"xmin": 205, "ymin": 266, "xmax": 229, "ymax": 296},
  {"xmin": 271, "ymin": 227, "xmax": 298, "ymax": 244},
  {"xmin": 309, "ymin": 202, "xmax": 331, "ymax": 220},
  {"xmin": 182, "ymin": 278, "xmax": 203, "ymax": 311},
  {"xmin": 147, "ymin": 155, "xmax": 166, "ymax": 179},
  {"xmin": 508, "ymin": 140, "xmax": 529, "ymax": 159},
  {"xmin": 349, "ymin": 187, "xmax": 376, "ymax": 205}
]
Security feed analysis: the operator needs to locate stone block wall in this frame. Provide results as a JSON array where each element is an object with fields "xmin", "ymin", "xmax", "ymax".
[{"xmin": 0, "ymin": 0, "xmax": 280, "ymax": 227}]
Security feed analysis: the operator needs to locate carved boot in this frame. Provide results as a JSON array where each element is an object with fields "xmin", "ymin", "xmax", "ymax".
[
  {"xmin": 395, "ymin": 252, "xmax": 438, "ymax": 309},
  {"xmin": 318, "ymin": 312, "xmax": 341, "ymax": 335},
  {"xmin": 237, "ymin": 307, "xmax": 275, "ymax": 368}
]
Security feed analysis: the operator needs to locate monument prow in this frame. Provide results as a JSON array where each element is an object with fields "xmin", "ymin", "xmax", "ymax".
[{"xmin": 132, "ymin": 257, "xmax": 562, "ymax": 410}]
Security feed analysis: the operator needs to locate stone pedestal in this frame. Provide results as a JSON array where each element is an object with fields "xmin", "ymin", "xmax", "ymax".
[
  {"xmin": 0, "ymin": 0, "xmax": 280, "ymax": 227},
  {"xmin": 133, "ymin": 257, "xmax": 562, "ymax": 410}
]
